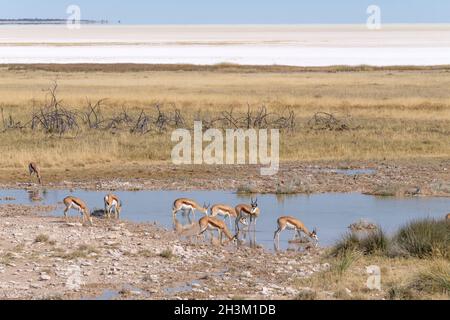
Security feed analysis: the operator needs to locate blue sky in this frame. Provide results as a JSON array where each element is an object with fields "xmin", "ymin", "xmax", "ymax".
[{"xmin": 1, "ymin": 0, "xmax": 449, "ymax": 24}]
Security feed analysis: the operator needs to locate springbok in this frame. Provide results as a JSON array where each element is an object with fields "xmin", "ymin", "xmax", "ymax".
[
  {"xmin": 274, "ymin": 216, "xmax": 318, "ymax": 244},
  {"xmin": 446, "ymin": 213, "xmax": 450, "ymax": 221},
  {"xmin": 172, "ymin": 198, "xmax": 210, "ymax": 219},
  {"xmin": 104, "ymin": 194, "xmax": 122, "ymax": 219},
  {"xmin": 198, "ymin": 216, "xmax": 236, "ymax": 245},
  {"xmin": 28, "ymin": 162, "xmax": 42, "ymax": 184},
  {"xmin": 63, "ymin": 196, "xmax": 93, "ymax": 226},
  {"xmin": 210, "ymin": 204, "xmax": 248, "ymax": 230},
  {"xmin": 235, "ymin": 198, "xmax": 260, "ymax": 237}
]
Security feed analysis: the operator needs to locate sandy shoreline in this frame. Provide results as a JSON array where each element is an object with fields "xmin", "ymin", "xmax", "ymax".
[
  {"xmin": 0, "ymin": 204, "xmax": 325, "ymax": 300},
  {"xmin": 1, "ymin": 160, "xmax": 448, "ymax": 197}
]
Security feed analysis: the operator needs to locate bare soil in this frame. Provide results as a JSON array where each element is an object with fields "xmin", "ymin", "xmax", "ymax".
[{"xmin": 1, "ymin": 160, "xmax": 449, "ymax": 197}]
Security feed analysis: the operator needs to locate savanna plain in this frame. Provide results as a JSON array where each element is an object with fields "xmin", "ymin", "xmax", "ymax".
[{"xmin": 0, "ymin": 64, "xmax": 448, "ymax": 300}]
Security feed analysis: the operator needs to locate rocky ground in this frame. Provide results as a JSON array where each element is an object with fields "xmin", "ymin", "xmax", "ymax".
[
  {"xmin": 0, "ymin": 204, "xmax": 326, "ymax": 300},
  {"xmin": 1, "ymin": 160, "xmax": 449, "ymax": 197}
]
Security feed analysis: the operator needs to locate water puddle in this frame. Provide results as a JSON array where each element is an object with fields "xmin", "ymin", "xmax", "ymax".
[
  {"xmin": 0, "ymin": 189, "xmax": 448, "ymax": 250},
  {"xmin": 164, "ymin": 269, "xmax": 226, "ymax": 296},
  {"xmin": 164, "ymin": 280, "xmax": 202, "ymax": 295},
  {"xmin": 321, "ymin": 168, "xmax": 377, "ymax": 175},
  {"xmin": 85, "ymin": 284, "xmax": 147, "ymax": 300}
]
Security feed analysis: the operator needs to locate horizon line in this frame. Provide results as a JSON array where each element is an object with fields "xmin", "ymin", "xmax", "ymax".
[{"xmin": 2, "ymin": 21, "xmax": 450, "ymax": 26}]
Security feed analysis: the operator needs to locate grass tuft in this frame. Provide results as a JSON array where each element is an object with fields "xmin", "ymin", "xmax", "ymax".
[
  {"xmin": 393, "ymin": 219, "xmax": 449, "ymax": 259},
  {"xmin": 330, "ymin": 228, "xmax": 388, "ymax": 257},
  {"xmin": 159, "ymin": 249, "xmax": 174, "ymax": 259},
  {"xmin": 295, "ymin": 289, "xmax": 317, "ymax": 300},
  {"xmin": 236, "ymin": 184, "xmax": 258, "ymax": 194},
  {"xmin": 333, "ymin": 249, "xmax": 361, "ymax": 277},
  {"xmin": 34, "ymin": 234, "xmax": 50, "ymax": 243},
  {"xmin": 54, "ymin": 244, "xmax": 99, "ymax": 260},
  {"xmin": 409, "ymin": 260, "xmax": 450, "ymax": 295}
]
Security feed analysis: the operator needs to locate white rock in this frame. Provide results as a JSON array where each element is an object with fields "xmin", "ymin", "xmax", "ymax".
[
  {"xmin": 261, "ymin": 287, "xmax": 272, "ymax": 296},
  {"xmin": 39, "ymin": 273, "xmax": 51, "ymax": 281},
  {"xmin": 66, "ymin": 223, "xmax": 83, "ymax": 227}
]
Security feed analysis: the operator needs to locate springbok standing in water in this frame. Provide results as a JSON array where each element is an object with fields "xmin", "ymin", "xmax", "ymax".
[
  {"xmin": 234, "ymin": 198, "xmax": 260, "ymax": 237},
  {"xmin": 274, "ymin": 216, "xmax": 318, "ymax": 245},
  {"xmin": 172, "ymin": 198, "xmax": 210, "ymax": 220},
  {"xmin": 28, "ymin": 162, "xmax": 42, "ymax": 184},
  {"xmin": 198, "ymin": 216, "xmax": 236, "ymax": 245},
  {"xmin": 104, "ymin": 194, "xmax": 122, "ymax": 219},
  {"xmin": 210, "ymin": 204, "xmax": 248, "ymax": 230},
  {"xmin": 63, "ymin": 196, "xmax": 93, "ymax": 226}
]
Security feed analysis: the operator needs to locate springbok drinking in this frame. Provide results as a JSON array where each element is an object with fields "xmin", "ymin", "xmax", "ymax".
[
  {"xmin": 63, "ymin": 196, "xmax": 93, "ymax": 226},
  {"xmin": 274, "ymin": 216, "xmax": 318, "ymax": 244},
  {"xmin": 198, "ymin": 216, "xmax": 236, "ymax": 245},
  {"xmin": 28, "ymin": 162, "xmax": 42, "ymax": 184},
  {"xmin": 172, "ymin": 198, "xmax": 210, "ymax": 220}
]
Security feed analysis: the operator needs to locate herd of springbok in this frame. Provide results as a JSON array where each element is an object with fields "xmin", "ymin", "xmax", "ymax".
[
  {"xmin": 171, "ymin": 197, "xmax": 316, "ymax": 246},
  {"xmin": 27, "ymin": 162, "xmax": 319, "ymax": 246},
  {"xmin": 26, "ymin": 163, "xmax": 448, "ymax": 247}
]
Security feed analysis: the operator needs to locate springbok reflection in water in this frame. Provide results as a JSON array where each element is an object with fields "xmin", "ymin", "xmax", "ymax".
[{"xmin": 2, "ymin": 189, "xmax": 449, "ymax": 251}]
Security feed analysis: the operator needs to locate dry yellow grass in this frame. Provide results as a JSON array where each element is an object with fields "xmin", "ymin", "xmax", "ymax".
[
  {"xmin": 0, "ymin": 65, "xmax": 449, "ymax": 169},
  {"xmin": 294, "ymin": 254, "xmax": 449, "ymax": 300}
]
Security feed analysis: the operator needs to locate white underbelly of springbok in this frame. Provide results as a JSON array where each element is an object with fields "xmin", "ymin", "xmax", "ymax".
[
  {"xmin": 285, "ymin": 222, "xmax": 297, "ymax": 230},
  {"xmin": 70, "ymin": 203, "xmax": 81, "ymax": 211},
  {"xmin": 207, "ymin": 225, "xmax": 220, "ymax": 232},
  {"xmin": 216, "ymin": 209, "xmax": 230, "ymax": 217},
  {"xmin": 180, "ymin": 204, "xmax": 194, "ymax": 211},
  {"xmin": 109, "ymin": 200, "xmax": 118, "ymax": 208}
]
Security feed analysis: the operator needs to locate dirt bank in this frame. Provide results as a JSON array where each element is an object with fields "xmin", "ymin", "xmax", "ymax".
[
  {"xmin": 1, "ymin": 160, "xmax": 449, "ymax": 197},
  {"xmin": 0, "ymin": 204, "xmax": 326, "ymax": 300}
]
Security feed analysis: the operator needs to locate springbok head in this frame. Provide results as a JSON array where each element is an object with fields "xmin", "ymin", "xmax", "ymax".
[
  {"xmin": 310, "ymin": 228, "xmax": 319, "ymax": 242},
  {"xmin": 203, "ymin": 202, "xmax": 211, "ymax": 214},
  {"xmin": 250, "ymin": 197, "xmax": 258, "ymax": 213}
]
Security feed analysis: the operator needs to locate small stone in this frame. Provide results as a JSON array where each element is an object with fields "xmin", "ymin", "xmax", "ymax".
[
  {"xmin": 39, "ymin": 273, "xmax": 51, "ymax": 281},
  {"xmin": 66, "ymin": 223, "xmax": 83, "ymax": 227},
  {"xmin": 261, "ymin": 287, "xmax": 272, "ymax": 296}
]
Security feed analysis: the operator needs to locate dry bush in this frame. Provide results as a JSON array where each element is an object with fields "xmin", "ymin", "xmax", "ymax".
[
  {"xmin": 307, "ymin": 112, "xmax": 353, "ymax": 131},
  {"xmin": 3, "ymin": 83, "xmax": 297, "ymax": 136},
  {"xmin": 30, "ymin": 83, "xmax": 79, "ymax": 136}
]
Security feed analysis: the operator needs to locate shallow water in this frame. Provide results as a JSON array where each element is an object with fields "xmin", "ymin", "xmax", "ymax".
[
  {"xmin": 333, "ymin": 169, "xmax": 376, "ymax": 176},
  {"xmin": 84, "ymin": 284, "xmax": 147, "ymax": 300},
  {"xmin": 0, "ymin": 189, "xmax": 448, "ymax": 250}
]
